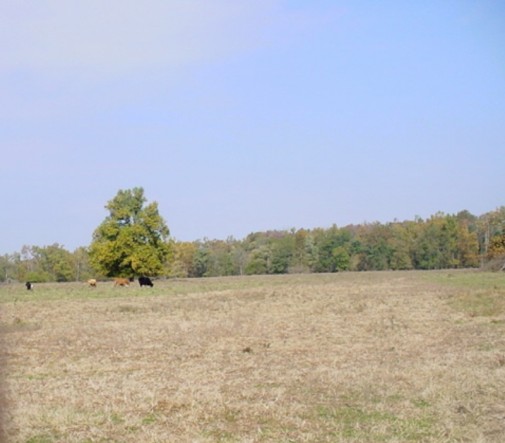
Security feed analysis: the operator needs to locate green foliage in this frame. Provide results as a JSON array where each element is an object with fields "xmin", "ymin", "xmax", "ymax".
[
  {"xmin": 72, "ymin": 246, "xmax": 95, "ymax": 281},
  {"xmin": 311, "ymin": 226, "xmax": 353, "ymax": 272},
  {"xmin": 205, "ymin": 240, "xmax": 236, "ymax": 277},
  {"xmin": 357, "ymin": 223, "xmax": 394, "ymax": 271},
  {"xmin": 389, "ymin": 222, "xmax": 415, "ymax": 270},
  {"xmin": 0, "ymin": 254, "xmax": 17, "ymax": 282},
  {"xmin": 456, "ymin": 218, "xmax": 480, "ymax": 267},
  {"xmin": 192, "ymin": 245, "xmax": 209, "ymax": 278},
  {"xmin": 413, "ymin": 214, "xmax": 460, "ymax": 269},
  {"xmin": 8, "ymin": 244, "xmax": 76, "ymax": 282},
  {"xmin": 89, "ymin": 187, "xmax": 170, "ymax": 277},
  {"xmin": 3, "ymin": 206, "xmax": 504, "ymax": 281},
  {"xmin": 245, "ymin": 246, "xmax": 269, "ymax": 275},
  {"xmin": 332, "ymin": 246, "xmax": 351, "ymax": 271},
  {"xmin": 166, "ymin": 241, "xmax": 197, "ymax": 277},
  {"xmin": 32, "ymin": 244, "xmax": 74, "ymax": 282},
  {"xmin": 269, "ymin": 234, "xmax": 294, "ymax": 274},
  {"xmin": 164, "ymin": 209, "xmax": 500, "ymax": 277},
  {"xmin": 488, "ymin": 229, "xmax": 505, "ymax": 260}
]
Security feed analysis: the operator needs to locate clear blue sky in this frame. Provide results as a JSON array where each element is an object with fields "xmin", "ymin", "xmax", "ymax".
[{"xmin": 1, "ymin": 1, "xmax": 504, "ymax": 254}]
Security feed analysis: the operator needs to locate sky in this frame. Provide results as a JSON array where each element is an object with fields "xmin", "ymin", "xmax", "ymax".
[{"xmin": 1, "ymin": 1, "xmax": 504, "ymax": 254}]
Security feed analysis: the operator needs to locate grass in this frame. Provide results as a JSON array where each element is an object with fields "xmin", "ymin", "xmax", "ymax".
[
  {"xmin": 1, "ymin": 270, "xmax": 505, "ymax": 442},
  {"xmin": 421, "ymin": 269, "xmax": 505, "ymax": 318},
  {"xmin": 315, "ymin": 403, "xmax": 434, "ymax": 441}
]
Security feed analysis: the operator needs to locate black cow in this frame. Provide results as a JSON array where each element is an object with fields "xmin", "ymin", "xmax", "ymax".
[
  {"xmin": 25, "ymin": 281, "xmax": 32, "ymax": 290},
  {"xmin": 138, "ymin": 276, "xmax": 153, "ymax": 287}
]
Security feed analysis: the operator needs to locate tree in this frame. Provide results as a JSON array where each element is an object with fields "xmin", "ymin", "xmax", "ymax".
[
  {"xmin": 268, "ymin": 234, "xmax": 294, "ymax": 274},
  {"xmin": 192, "ymin": 243, "xmax": 210, "ymax": 277},
  {"xmin": 203, "ymin": 239, "xmax": 236, "ymax": 277},
  {"xmin": 488, "ymin": 233, "xmax": 505, "ymax": 260},
  {"xmin": 89, "ymin": 187, "xmax": 170, "ymax": 277},
  {"xmin": 231, "ymin": 241, "xmax": 248, "ymax": 276},
  {"xmin": 0, "ymin": 254, "xmax": 16, "ymax": 282},
  {"xmin": 16, "ymin": 246, "xmax": 46, "ymax": 282},
  {"xmin": 32, "ymin": 243, "xmax": 74, "ymax": 282},
  {"xmin": 389, "ymin": 222, "xmax": 415, "ymax": 270},
  {"xmin": 72, "ymin": 247, "xmax": 95, "ymax": 281},
  {"xmin": 167, "ymin": 241, "xmax": 197, "ymax": 278},
  {"xmin": 311, "ymin": 225, "xmax": 352, "ymax": 272},
  {"xmin": 480, "ymin": 207, "xmax": 505, "ymax": 263},
  {"xmin": 455, "ymin": 218, "xmax": 479, "ymax": 268},
  {"xmin": 413, "ymin": 213, "xmax": 459, "ymax": 269},
  {"xmin": 290, "ymin": 229, "xmax": 310, "ymax": 273},
  {"xmin": 356, "ymin": 223, "xmax": 395, "ymax": 271},
  {"xmin": 245, "ymin": 246, "xmax": 270, "ymax": 275}
]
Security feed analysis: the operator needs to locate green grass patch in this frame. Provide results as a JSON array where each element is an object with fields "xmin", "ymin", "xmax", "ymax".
[
  {"xmin": 25, "ymin": 434, "xmax": 57, "ymax": 443},
  {"xmin": 316, "ymin": 404, "xmax": 435, "ymax": 441},
  {"xmin": 423, "ymin": 270, "xmax": 505, "ymax": 290},
  {"xmin": 421, "ymin": 270, "xmax": 505, "ymax": 318},
  {"xmin": 141, "ymin": 413, "xmax": 158, "ymax": 425},
  {"xmin": 0, "ymin": 276, "xmax": 287, "ymax": 303},
  {"xmin": 412, "ymin": 398, "xmax": 431, "ymax": 409},
  {"xmin": 447, "ymin": 290, "xmax": 505, "ymax": 317}
]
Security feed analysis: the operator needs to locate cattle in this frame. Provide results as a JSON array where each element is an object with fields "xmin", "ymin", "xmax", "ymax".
[
  {"xmin": 25, "ymin": 281, "xmax": 32, "ymax": 290},
  {"xmin": 138, "ymin": 276, "xmax": 153, "ymax": 287},
  {"xmin": 87, "ymin": 279, "xmax": 97, "ymax": 287},
  {"xmin": 113, "ymin": 278, "xmax": 130, "ymax": 287}
]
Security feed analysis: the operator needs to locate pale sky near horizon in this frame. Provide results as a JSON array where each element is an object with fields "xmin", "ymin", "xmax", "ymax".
[{"xmin": 1, "ymin": 1, "xmax": 504, "ymax": 254}]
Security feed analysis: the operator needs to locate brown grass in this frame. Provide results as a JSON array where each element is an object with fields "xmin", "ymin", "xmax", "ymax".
[{"xmin": 1, "ymin": 271, "xmax": 505, "ymax": 442}]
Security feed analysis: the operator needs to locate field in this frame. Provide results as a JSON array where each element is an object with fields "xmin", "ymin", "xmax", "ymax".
[{"xmin": 1, "ymin": 270, "xmax": 505, "ymax": 442}]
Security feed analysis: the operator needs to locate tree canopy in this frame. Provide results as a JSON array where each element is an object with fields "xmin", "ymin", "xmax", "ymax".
[
  {"xmin": 2, "ymin": 206, "xmax": 504, "ymax": 282},
  {"xmin": 88, "ymin": 187, "xmax": 170, "ymax": 277}
]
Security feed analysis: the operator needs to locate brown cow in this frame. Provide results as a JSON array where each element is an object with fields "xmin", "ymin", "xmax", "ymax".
[
  {"xmin": 113, "ymin": 278, "xmax": 130, "ymax": 287},
  {"xmin": 87, "ymin": 279, "xmax": 97, "ymax": 287}
]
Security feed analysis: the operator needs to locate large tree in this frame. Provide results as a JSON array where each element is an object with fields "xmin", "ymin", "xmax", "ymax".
[{"xmin": 89, "ymin": 187, "xmax": 170, "ymax": 277}]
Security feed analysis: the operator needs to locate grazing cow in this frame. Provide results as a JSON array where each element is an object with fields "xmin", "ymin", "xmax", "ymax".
[
  {"xmin": 138, "ymin": 276, "xmax": 154, "ymax": 287},
  {"xmin": 113, "ymin": 277, "xmax": 130, "ymax": 287},
  {"xmin": 87, "ymin": 279, "xmax": 97, "ymax": 287},
  {"xmin": 25, "ymin": 281, "xmax": 32, "ymax": 290}
]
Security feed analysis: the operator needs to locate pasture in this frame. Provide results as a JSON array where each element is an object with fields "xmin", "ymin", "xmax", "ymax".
[{"xmin": 1, "ymin": 271, "xmax": 504, "ymax": 442}]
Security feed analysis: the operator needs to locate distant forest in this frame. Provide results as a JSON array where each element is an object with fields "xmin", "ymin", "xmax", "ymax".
[{"xmin": 2, "ymin": 207, "xmax": 504, "ymax": 283}]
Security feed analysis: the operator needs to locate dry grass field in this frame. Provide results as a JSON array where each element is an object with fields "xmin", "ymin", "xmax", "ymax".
[{"xmin": 1, "ymin": 270, "xmax": 505, "ymax": 442}]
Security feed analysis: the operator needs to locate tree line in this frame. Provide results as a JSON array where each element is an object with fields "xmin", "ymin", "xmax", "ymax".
[
  {"xmin": 1, "ymin": 189, "xmax": 504, "ymax": 283},
  {"xmin": 167, "ymin": 208, "xmax": 504, "ymax": 277}
]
